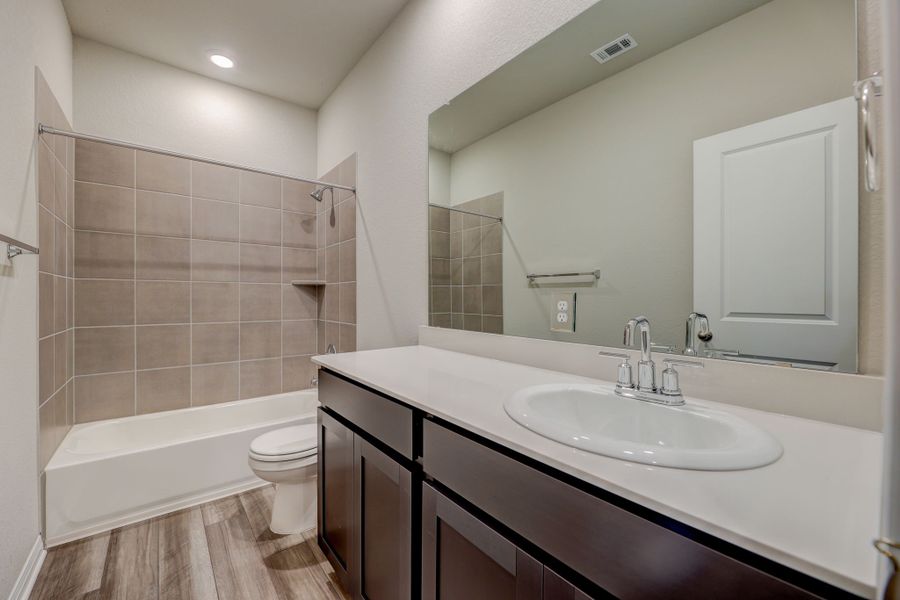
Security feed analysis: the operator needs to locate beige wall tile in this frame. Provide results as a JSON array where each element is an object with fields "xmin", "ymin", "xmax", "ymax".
[
  {"xmin": 75, "ymin": 139, "xmax": 134, "ymax": 187},
  {"xmin": 192, "ymin": 161, "xmax": 238, "ymax": 202},
  {"xmin": 53, "ymin": 275, "xmax": 66, "ymax": 334},
  {"xmin": 54, "ymin": 218, "xmax": 66, "ymax": 276},
  {"xmin": 464, "ymin": 314, "xmax": 483, "ymax": 332},
  {"xmin": 240, "ymin": 244, "xmax": 281, "ymax": 283},
  {"xmin": 240, "ymin": 205, "xmax": 282, "ymax": 246},
  {"xmin": 482, "ymin": 254, "xmax": 502, "ymax": 285},
  {"xmin": 75, "ymin": 182, "xmax": 134, "ymax": 234},
  {"xmin": 74, "ymin": 372, "xmax": 135, "ymax": 423},
  {"xmin": 136, "ymin": 190, "xmax": 191, "ymax": 238},
  {"xmin": 240, "ymin": 322, "xmax": 282, "ymax": 360},
  {"xmin": 450, "ymin": 231, "xmax": 462, "ymax": 258},
  {"xmin": 191, "ymin": 240, "xmax": 239, "ymax": 282},
  {"xmin": 338, "ymin": 198, "xmax": 356, "ymax": 243},
  {"xmin": 192, "ymin": 198, "xmax": 238, "ymax": 242},
  {"xmin": 136, "ymin": 151, "xmax": 190, "ymax": 195},
  {"xmin": 483, "ymin": 285, "xmax": 503, "ymax": 316},
  {"xmin": 431, "ymin": 259, "xmax": 450, "ymax": 286},
  {"xmin": 136, "ymin": 325, "xmax": 190, "ymax": 369},
  {"xmin": 74, "ymin": 279, "xmax": 135, "ymax": 327},
  {"xmin": 192, "ymin": 363, "xmax": 239, "ymax": 406},
  {"xmin": 192, "ymin": 323, "xmax": 239, "ymax": 364},
  {"xmin": 339, "ymin": 283, "xmax": 356, "ymax": 324},
  {"xmin": 137, "ymin": 367, "xmax": 191, "ymax": 414},
  {"xmin": 38, "ymin": 207, "xmax": 55, "ymax": 274},
  {"xmin": 429, "ymin": 206, "xmax": 450, "ymax": 232},
  {"xmin": 339, "ymin": 239, "xmax": 355, "ymax": 283},
  {"xmin": 462, "ymin": 257, "xmax": 481, "ymax": 285},
  {"xmin": 325, "ymin": 205, "xmax": 340, "ymax": 247},
  {"xmin": 240, "ymin": 284, "xmax": 282, "ymax": 322},
  {"xmin": 325, "ymin": 245, "xmax": 339, "ymax": 284},
  {"xmin": 135, "ymin": 236, "xmax": 190, "ymax": 281},
  {"xmin": 75, "ymin": 326, "xmax": 135, "ymax": 375},
  {"xmin": 54, "ymin": 331, "xmax": 68, "ymax": 391},
  {"xmin": 192, "ymin": 282, "xmax": 239, "ymax": 323},
  {"xmin": 432, "ymin": 286, "xmax": 451, "ymax": 313},
  {"xmin": 482, "ymin": 223, "xmax": 502, "ymax": 254},
  {"xmin": 463, "ymin": 286, "xmax": 482, "ymax": 314},
  {"xmin": 451, "ymin": 286, "xmax": 463, "ymax": 313},
  {"xmin": 136, "ymin": 281, "xmax": 190, "ymax": 324},
  {"xmin": 240, "ymin": 358, "xmax": 281, "ymax": 399},
  {"xmin": 39, "ymin": 337, "xmax": 54, "ymax": 404},
  {"xmin": 283, "ymin": 356, "xmax": 315, "ymax": 392},
  {"xmin": 283, "ymin": 320, "xmax": 317, "ymax": 356},
  {"xmin": 38, "ymin": 140, "xmax": 55, "ymax": 214},
  {"xmin": 75, "ymin": 231, "xmax": 135, "ymax": 279},
  {"xmin": 240, "ymin": 172, "xmax": 281, "ymax": 208},
  {"xmin": 283, "ymin": 212, "xmax": 316, "ymax": 249},
  {"xmin": 283, "ymin": 284, "xmax": 318, "ymax": 320},
  {"xmin": 282, "ymin": 179, "xmax": 318, "ymax": 214},
  {"xmin": 482, "ymin": 316, "xmax": 504, "ymax": 334},
  {"xmin": 39, "ymin": 273, "xmax": 54, "ymax": 338},
  {"xmin": 339, "ymin": 324, "xmax": 356, "ymax": 353},
  {"xmin": 53, "ymin": 153, "xmax": 67, "ymax": 220},
  {"xmin": 282, "ymin": 247, "xmax": 317, "ymax": 283},
  {"xmin": 462, "ymin": 228, "xmax": 482, "ymax": 257},
  {"xmin": 323, "ymin": 284, "xmax": 339, "ymax": 321}
]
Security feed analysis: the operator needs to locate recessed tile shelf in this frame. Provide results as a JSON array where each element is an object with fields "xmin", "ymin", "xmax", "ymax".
[{"xmin": 291, "ymin": 280, "xmax": 327, "ymax": 286}]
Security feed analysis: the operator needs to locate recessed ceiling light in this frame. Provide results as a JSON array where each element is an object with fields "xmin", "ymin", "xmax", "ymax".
[{"xmin": 209, "ymin": 54, "xmax": 234, "ymax": 69}]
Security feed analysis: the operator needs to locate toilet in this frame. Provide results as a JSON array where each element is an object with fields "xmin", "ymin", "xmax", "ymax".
[{"xmin": 248, "ymin": 424, "xmax": 318, "ymax": 535}]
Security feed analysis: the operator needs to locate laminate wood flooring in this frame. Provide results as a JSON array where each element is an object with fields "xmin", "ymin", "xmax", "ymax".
[{"xmin": 31, "ymin": 485, "xmax": 350, "ymax": 600}]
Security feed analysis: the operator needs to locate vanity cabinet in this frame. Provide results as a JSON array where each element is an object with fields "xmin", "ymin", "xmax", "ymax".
[
  {"xmin": 318, "ymin": 369, "xmax": 847, "ymax": 600},
  {"xmin": 317, "ymin": 372, "xmax": 415, "ymax": 600}
]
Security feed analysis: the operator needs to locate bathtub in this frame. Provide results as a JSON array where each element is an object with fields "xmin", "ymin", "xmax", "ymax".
[{"xmin": 45, "ymin": 390, "xmax": 318, "ymax": 546}]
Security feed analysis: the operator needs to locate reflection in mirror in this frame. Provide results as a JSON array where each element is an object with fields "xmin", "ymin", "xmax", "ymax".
[{"xmin": 427, "ymin": 0, "xmax": 862, "ymax": 372}]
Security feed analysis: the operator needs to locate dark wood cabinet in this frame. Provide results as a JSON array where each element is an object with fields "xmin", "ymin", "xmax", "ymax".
[
  {"xmin": 317, "ymin": 408, "xmax": 354, "ymax": 591},
  {"xmin": 422, "ymin": 483, "xmax": 543, "ymax": 600},
  {"xmin": 354, "ymin": 435, "xmax": 412, "ymax": 600}
]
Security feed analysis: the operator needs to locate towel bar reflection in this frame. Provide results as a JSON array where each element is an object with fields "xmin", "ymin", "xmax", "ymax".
[
  {"xmin": 1, "ymin": 233, "xmax": 39, "ymax": 260},
  {"xmin": 526, "ymin": 270, "xmax": 600, "ymax": 283}
]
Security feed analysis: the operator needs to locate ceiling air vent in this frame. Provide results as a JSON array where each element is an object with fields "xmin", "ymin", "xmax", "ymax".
[{"xmin": 590, "ymin": 33, "xmax": 638, "ymax": 64}]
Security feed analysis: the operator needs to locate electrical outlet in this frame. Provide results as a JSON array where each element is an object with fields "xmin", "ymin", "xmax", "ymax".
[{"xmin": 551, "ymin": 292, "xmax": 575, "ymax": 333}]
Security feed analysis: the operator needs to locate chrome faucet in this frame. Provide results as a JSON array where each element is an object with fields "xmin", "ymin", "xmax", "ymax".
[
  {"xmin": 684, "ymin": 312, "xmax": 713, "ymax": 356},
  {"xmin": 598, "ymin": 316, "xmax": 703, "ymax": 406}
]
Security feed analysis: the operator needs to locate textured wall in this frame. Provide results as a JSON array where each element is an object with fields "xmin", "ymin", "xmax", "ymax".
[
  {"xmin": 317, "ymin": 0, "xmax": 599, "ymax": 349},
  {"xmin": 0, "ymin": 0, "xmax": 71, "ymax": 595},
  {"xmin": 74, "ymin": 38, "xmax": 318, "ymax": 178}
]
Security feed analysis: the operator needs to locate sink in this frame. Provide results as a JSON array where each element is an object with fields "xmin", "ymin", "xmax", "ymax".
[{"xmin": 504, "ymin": 384, "xmax": 782, "ymax": 470}]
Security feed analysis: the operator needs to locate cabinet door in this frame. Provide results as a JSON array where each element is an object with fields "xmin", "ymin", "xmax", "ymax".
[
  {"xmin": 422, "ymin": 483, "xmax": 542, "ymax": 600},
  {"xmin": 543, "ymin": 568, "xmax": 593, "ymax": 600},
  {"xmin": 318, "ymin": 408, "xmax": 354, "ymax": 590},
  {"xmin": 353, "ymin": 436, "xmax": 412, "ymax": 600}
]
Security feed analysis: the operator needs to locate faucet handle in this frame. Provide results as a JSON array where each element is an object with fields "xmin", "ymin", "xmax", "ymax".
[
  {"xmin": 660, "ymin": 358, "xmax": 703, "ymax": 396},
  {"xmin": 598, "ymin": 351, "xmax": 634, "ymax": 388}
]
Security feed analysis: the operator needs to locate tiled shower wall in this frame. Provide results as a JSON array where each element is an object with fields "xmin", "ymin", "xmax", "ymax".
[
  {"xmin": 36, "ymin": 70, "xmax": 75, "ymax": 468},
  {"xmin": 70, "ymin": 139, "xmax": 357, "ymax": 424},
  {"xmin": 428, "ymin": 193, "xmax": 503, "ymax": 333}
]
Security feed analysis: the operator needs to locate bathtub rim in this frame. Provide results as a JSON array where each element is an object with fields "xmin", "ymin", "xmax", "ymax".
[{"xmin": 48, "ymin": 389, "xmax": 319, "ymax": 470}]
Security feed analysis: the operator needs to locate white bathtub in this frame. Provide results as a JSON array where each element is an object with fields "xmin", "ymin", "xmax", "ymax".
[{"xmin": 45, "ymin": 390, "xmax": 318, "ymax": 546}]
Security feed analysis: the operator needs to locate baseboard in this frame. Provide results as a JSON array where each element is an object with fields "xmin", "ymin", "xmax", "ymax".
[
  {"xmin": 45, "ymin": 478, "xmax": 269, "ymax": 547},
  {"xmin": 7, "ymin": 535, "xmax": 45, "ymax": 600}
]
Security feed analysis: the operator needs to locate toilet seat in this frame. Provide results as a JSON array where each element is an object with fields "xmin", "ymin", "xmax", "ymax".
[{"xmin": 249, "ymin": 424, "xmax": 317, "ymax": 462}]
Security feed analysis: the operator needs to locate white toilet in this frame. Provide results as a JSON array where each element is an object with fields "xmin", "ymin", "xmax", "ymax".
[{"xmin": 248, "ymin": 424, "xmax": 318, "ymax": 535}]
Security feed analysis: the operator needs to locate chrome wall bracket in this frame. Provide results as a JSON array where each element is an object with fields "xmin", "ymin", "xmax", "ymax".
[{"xmin": 1, "ymin": 234, "xmax": 39, "ymax": 261}]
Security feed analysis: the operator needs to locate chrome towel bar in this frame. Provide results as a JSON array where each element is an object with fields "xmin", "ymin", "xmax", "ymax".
[
  {"xmin": 526, "ymin": 270, "xmax": 600, "ymax": 283},
  {"xmin": 1, "ymin": 233, "xmax": 39, "ymax": 260}
]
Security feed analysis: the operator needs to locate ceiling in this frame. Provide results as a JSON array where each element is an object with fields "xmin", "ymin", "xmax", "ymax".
[
  {"xmin": 62, "ymin": 0, "xmax": 411, "ymax": 109},
  {"xmin": 429, "ymin": 0, "xmax": 773, "ymax": 153}
]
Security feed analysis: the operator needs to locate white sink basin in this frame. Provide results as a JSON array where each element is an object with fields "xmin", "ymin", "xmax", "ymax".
[{"xmin": 504, "ymin": 384, "xmax": 782, "ymax": 470}]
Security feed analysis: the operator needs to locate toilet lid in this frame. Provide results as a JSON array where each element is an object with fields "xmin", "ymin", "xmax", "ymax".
[{"xmin": 250, "ymin": 425, "xmax": 317, "ymax": 461}]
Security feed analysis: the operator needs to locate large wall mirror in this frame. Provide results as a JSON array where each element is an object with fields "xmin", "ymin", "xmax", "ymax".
[{"xmin": 427, "ymin": 0, "xmax": 867, "ymax": 373}]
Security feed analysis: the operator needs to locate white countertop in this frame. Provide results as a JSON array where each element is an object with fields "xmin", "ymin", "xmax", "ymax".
[{"xmin": 313, "ymin": 345, "xmax": 883, "ymax": 598}]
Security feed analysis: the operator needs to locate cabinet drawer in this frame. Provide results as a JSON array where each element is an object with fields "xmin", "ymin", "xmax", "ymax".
[
  {"xmin": 423, "ymin": 420, "xmax": 819, "ymax": 600},
  {"xmin": 319, "ymin": 370, "xmax": 414, "ymax": 459}
]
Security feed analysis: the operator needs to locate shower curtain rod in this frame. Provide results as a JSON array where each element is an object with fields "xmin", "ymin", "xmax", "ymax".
[{"xmin": 38, "ymin": 124, "xmax": 356, "ymax": 192}]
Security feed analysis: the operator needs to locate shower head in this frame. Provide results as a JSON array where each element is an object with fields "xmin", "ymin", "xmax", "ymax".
[{"xmin": 310, "ymin": 186, "xmax": 333, "ymax": 202}]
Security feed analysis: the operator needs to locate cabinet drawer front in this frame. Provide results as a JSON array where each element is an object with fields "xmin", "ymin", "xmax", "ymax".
[
  {"xmin": 423, "ymin": 420, "xmax": 819, "ymax": 600},
  {"xmin": 319, "ymin": 370, "xmax": 414, "ymax": 458}
]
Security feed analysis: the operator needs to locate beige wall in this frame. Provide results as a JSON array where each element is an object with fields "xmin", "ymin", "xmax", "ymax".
[
  {"xmin": 447, "ymin": 0, "xmax": 856, "ymax": 354},
  {"xmin": 74, "ymin": 38, "xmax": 318, "ymax": 179},
  {"xmin": 0, "ymin": 0, "xmax": 72, "ymax": 595},
  {"xmin": 69, "ymin": 142, "xmax": 357, "ymax": 422}
]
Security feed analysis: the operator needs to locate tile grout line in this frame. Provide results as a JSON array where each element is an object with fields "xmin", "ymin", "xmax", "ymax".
[{"xmin": 189, "ymin": 160, "xmax": 193, "ymax": 408}]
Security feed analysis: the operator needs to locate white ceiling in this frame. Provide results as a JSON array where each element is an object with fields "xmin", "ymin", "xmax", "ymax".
[
  {"xmin": 62, "ymin": 0, "xmax": 411, "ymax": 109},
  {"xmin": 429, "ymin": 0, "xmax": 773, "ymax": 153}
]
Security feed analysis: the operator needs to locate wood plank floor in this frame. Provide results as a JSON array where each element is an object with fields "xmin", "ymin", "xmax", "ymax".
[{"xmin": 31, "ymin": 485, "xmax": 351, "ymax": 600}]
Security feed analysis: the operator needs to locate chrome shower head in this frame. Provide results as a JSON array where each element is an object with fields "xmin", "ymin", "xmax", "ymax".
[{"xmin": 310, "ymin": 186, "xmax": 333, "ymax": 202}]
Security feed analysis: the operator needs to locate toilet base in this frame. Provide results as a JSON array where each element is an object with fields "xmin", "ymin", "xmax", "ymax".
[{"xmin": 269, "ymin": 475, "xmax": 316, "ymax": 535}]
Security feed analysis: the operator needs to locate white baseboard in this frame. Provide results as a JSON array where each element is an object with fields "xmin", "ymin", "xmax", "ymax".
[{"xmin": 7, "ymin": 535, "xmax": 45, "ymax": 600}]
